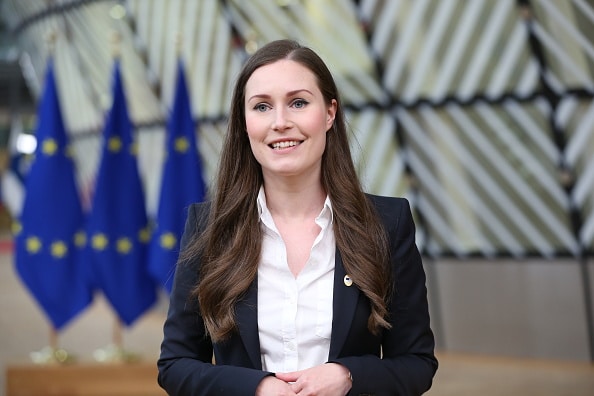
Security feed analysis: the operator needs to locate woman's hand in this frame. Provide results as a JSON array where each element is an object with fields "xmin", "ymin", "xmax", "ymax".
[
  {"xmin": 275, "ymin": 363, "xmax": 352, "ymax": 396},
  {"xmin": 256, "ymin": 376, "xmax": 298, "ymax": 396}
]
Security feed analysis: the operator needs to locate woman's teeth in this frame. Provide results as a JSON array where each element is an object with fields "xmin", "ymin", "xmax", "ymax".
[{"xmin": 271, "ymin": 141, "xmax": 299, "ymax": 149}]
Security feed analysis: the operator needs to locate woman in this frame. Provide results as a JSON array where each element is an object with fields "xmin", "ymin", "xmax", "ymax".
[{"xmin": 158, "ymin": 39, "xmax": 437, "ymax": 395}]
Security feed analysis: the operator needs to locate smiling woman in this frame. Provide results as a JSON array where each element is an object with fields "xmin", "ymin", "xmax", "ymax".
[{"xmin": 157, "ymin": 39, "xmax": 438, "ymax": 396}]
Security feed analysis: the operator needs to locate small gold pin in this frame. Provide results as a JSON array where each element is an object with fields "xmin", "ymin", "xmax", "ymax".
[{"xmin": 344, "ymin": 275, "xmax": 353, "ymax": 287}]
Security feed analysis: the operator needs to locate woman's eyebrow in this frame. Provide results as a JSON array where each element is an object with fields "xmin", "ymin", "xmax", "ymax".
[{"xmin": 247, "ymin": 89, "xmax": 314, "ymax": 102}]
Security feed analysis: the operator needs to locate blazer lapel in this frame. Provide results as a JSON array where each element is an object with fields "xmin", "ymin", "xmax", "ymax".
[
  {"xmin": 235, "ymin": 279, "xmax": 262, "ymax": 369},
  {"xmin": 329, "ymin": 249, "xmax": 360, "ymax": 359}
]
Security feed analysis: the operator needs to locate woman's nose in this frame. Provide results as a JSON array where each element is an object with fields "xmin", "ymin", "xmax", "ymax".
[{"xmin": 272, "ymin": 108, "xmax": 291, "ymax": 131}]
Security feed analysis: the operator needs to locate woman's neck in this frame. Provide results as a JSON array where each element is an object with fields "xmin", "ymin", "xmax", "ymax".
[{"xmin": 262, "ymin": 176, "xmax": 326, "ymax": 220}]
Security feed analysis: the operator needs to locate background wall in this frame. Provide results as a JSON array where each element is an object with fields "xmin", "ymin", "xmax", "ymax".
[{"xmin": 426, "ymin": 258, "xmax": 594, "ymax": 361}]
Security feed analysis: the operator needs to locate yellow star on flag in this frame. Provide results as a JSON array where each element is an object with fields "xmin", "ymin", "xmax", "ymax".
[
  {"xmin": 50, "ymin": 241, "xmax": 68, "ymax": 258},
  {"xmin": 74, "ymin": 231, "xmax": 86, "ymax": 248},
  {"xmin": 26, "ymin": 236, "xmax": 42, "ymax": 254},
  {"xmin": 108, "ymin": 136, "xmax": 122, "ymax": 153},
  {"xmin": 139, "ymin": 227, "xmax": 151, "ymax": 243},
  {"xmin": 91, "ymin": 233, "xmax": 109, "ymax": 250},
  {"xmin": 160, "ymin": 232, "xmax": 177, "ymax": 250},
  {"xmin": 42, "ymin": 138, "xmax": 58, "ymax": 156},
  {"xmin": 116, "ymin": 237, "xmax": 132, "ymax": 254},
  {"xmin": 174, "ymin": 137, "xmax": 190, "ymax": 153},
  {"xmin": 130, "ymin": 141, "xmax": 139, "ymax": 156},
  {"xmin": 12, "ymin": 221, "xmax": 22, "ymax": 236}
]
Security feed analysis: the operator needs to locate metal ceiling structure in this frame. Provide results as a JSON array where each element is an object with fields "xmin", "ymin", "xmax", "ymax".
[{"xmin": 1, "ymin": 0, "xmax": 593, "ymax": 259}]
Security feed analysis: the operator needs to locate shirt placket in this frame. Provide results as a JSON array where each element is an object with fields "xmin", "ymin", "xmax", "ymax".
[{"xmin": 282, "ymin": 279, "xmax": 299, "ymax": 372}]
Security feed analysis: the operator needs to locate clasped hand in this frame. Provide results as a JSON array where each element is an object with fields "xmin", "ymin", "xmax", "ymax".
[{"xmin": 255, "ymin": 362, "xmax": 352, "ymax": 396}]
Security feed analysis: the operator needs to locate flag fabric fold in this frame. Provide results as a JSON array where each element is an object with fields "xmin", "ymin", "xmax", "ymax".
[
  {"xmin": 14, "ymin": 59, "xmax": 92, "ymax": 330},
  {"xmin": 148, "ymin": 59, "xmax": 206, "ymax": 293},
  {"xmin": 86, "ymin": 60, "xmax": 156, "ymax": 326}
]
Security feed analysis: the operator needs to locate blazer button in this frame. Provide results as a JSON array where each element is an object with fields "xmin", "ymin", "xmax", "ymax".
[{"xmin": 344, "ymin": 275, "xmax": 353, "ymax": 287}]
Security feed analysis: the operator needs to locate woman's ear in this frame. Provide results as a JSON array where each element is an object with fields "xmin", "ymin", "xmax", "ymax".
[{"xmin": 326, "ymin": 99, "xmax": 337, "ymax": 131}]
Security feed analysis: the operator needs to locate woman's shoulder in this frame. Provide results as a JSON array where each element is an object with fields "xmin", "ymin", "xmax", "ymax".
[
  {"xmin": 364, "ymin": 194, "xmax": 416, "ymax": 236},
  {"xmin": 364, "ymin": 193, "xmax": 411, "ymax": 214},
  {"xmin": 185, "ymin": 201, "xmax": 212, "ymax": 234},
  {"xmin": 188, "ymin": 201, "xmax": 211, "ymax": 212},
  {"xmin": 188, "ymin": 201, "xmax": 211, "ymax": 218}
]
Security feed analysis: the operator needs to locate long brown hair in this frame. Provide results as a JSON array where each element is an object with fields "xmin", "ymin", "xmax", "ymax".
[{"xmin": 183, "ymin": 39, "xmax": 391, "ymax": 342}]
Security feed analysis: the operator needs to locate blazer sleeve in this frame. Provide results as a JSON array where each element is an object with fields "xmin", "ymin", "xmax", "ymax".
[
  {"xmin": 332, "ymin": 197, "xmax": 438, "ymax": 396},
  {"xmin": 157, "ymin": 203, "xmax": 272, "ymax": 395}
]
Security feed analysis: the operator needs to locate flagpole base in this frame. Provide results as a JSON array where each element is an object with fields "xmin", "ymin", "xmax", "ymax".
[
  {"xmin": 92, "ymin": 344, "xmax": 141, "ymax": 363},
  {"xmin": 30, "ymin": 346, "xmax": 76, "ymax": 365}
]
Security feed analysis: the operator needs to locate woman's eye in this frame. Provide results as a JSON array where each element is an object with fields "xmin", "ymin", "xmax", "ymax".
[
  {"xmin": 292, "ymin": 99, "xmax": 308, "ymax": 109},
  {"xmin": 255, "ymin": 103, "xmax": 269, "ymax": 112}
]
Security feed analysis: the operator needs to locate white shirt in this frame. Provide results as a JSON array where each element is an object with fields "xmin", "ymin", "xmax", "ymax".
[{"xmin": 257, "ymin": 187, "xmax": 336, "ymax": 373}]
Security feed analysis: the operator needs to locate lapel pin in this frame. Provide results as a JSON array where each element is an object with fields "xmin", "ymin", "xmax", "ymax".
[{"xmin": 344, "ymin": 275, "xmax": 353, "ymax": 287}]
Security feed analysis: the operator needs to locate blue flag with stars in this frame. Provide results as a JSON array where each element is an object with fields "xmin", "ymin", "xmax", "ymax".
[
  {"xmin": 14, "ymin": 59, "xmax": 92, "ymax": 330},
  {"xmin": 86, "ymin": 60, "xmax": 156, "ymax": 326},
  {"xmin": 148, "ymin": 60, "xmax": 206, "ymax": 293}
]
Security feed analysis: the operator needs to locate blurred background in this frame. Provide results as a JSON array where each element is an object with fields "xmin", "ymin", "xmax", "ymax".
[{"xmin": 0, "ymin": 0, "xmax": 594, "ymax": 395}]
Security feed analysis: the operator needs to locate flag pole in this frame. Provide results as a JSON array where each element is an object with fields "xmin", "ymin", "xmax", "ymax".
[
  {"xmin": 93, "ymin": 316, "xmax": 140, "ymax": 363},
  {"xmin": 30, "ymin": 326, "xmax": 74, "ymax": 364},
  {"xmin": 114, "ymin": 317, "xmax": 140, "ymax": 362},
  {"xmin": 49, "ymin": 326, "xmax": 73, "ymax": 363},
  {"xmin": 93, "ymin": 29, "xmax": 124, "ymax": 364},
  {"xmin": 113, "ymin": 317, "xmax": 123, "ymax": 350},
  {"xmin": 49, "ymin": 326, "xmax": 58, "ymax": 350},
  {"xmin": 175, "ymin": 31, "xmax": 183, "ymax": 57}
]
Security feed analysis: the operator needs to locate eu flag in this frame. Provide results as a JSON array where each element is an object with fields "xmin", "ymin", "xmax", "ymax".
[
  {"xmin": 148, "ymin": 60, "xmax": 206, "ymax": 293},
  {"xmin": 14, "ymin": 59, "xmax": 92, "ymax": 330},
  {"xmin": 86, "ymin": 60, "xmax": 156, "ymax": 326}
]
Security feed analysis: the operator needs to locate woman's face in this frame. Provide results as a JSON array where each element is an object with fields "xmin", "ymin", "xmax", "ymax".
[{"xmin": 244, "ymin": 59, "xmax": 336, "ymax": 182}]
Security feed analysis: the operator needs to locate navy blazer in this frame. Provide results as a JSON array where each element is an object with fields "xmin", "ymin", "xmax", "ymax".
[{"xmin": 158, "ymin": 195, "xmax": 437, "ymax": 395}]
